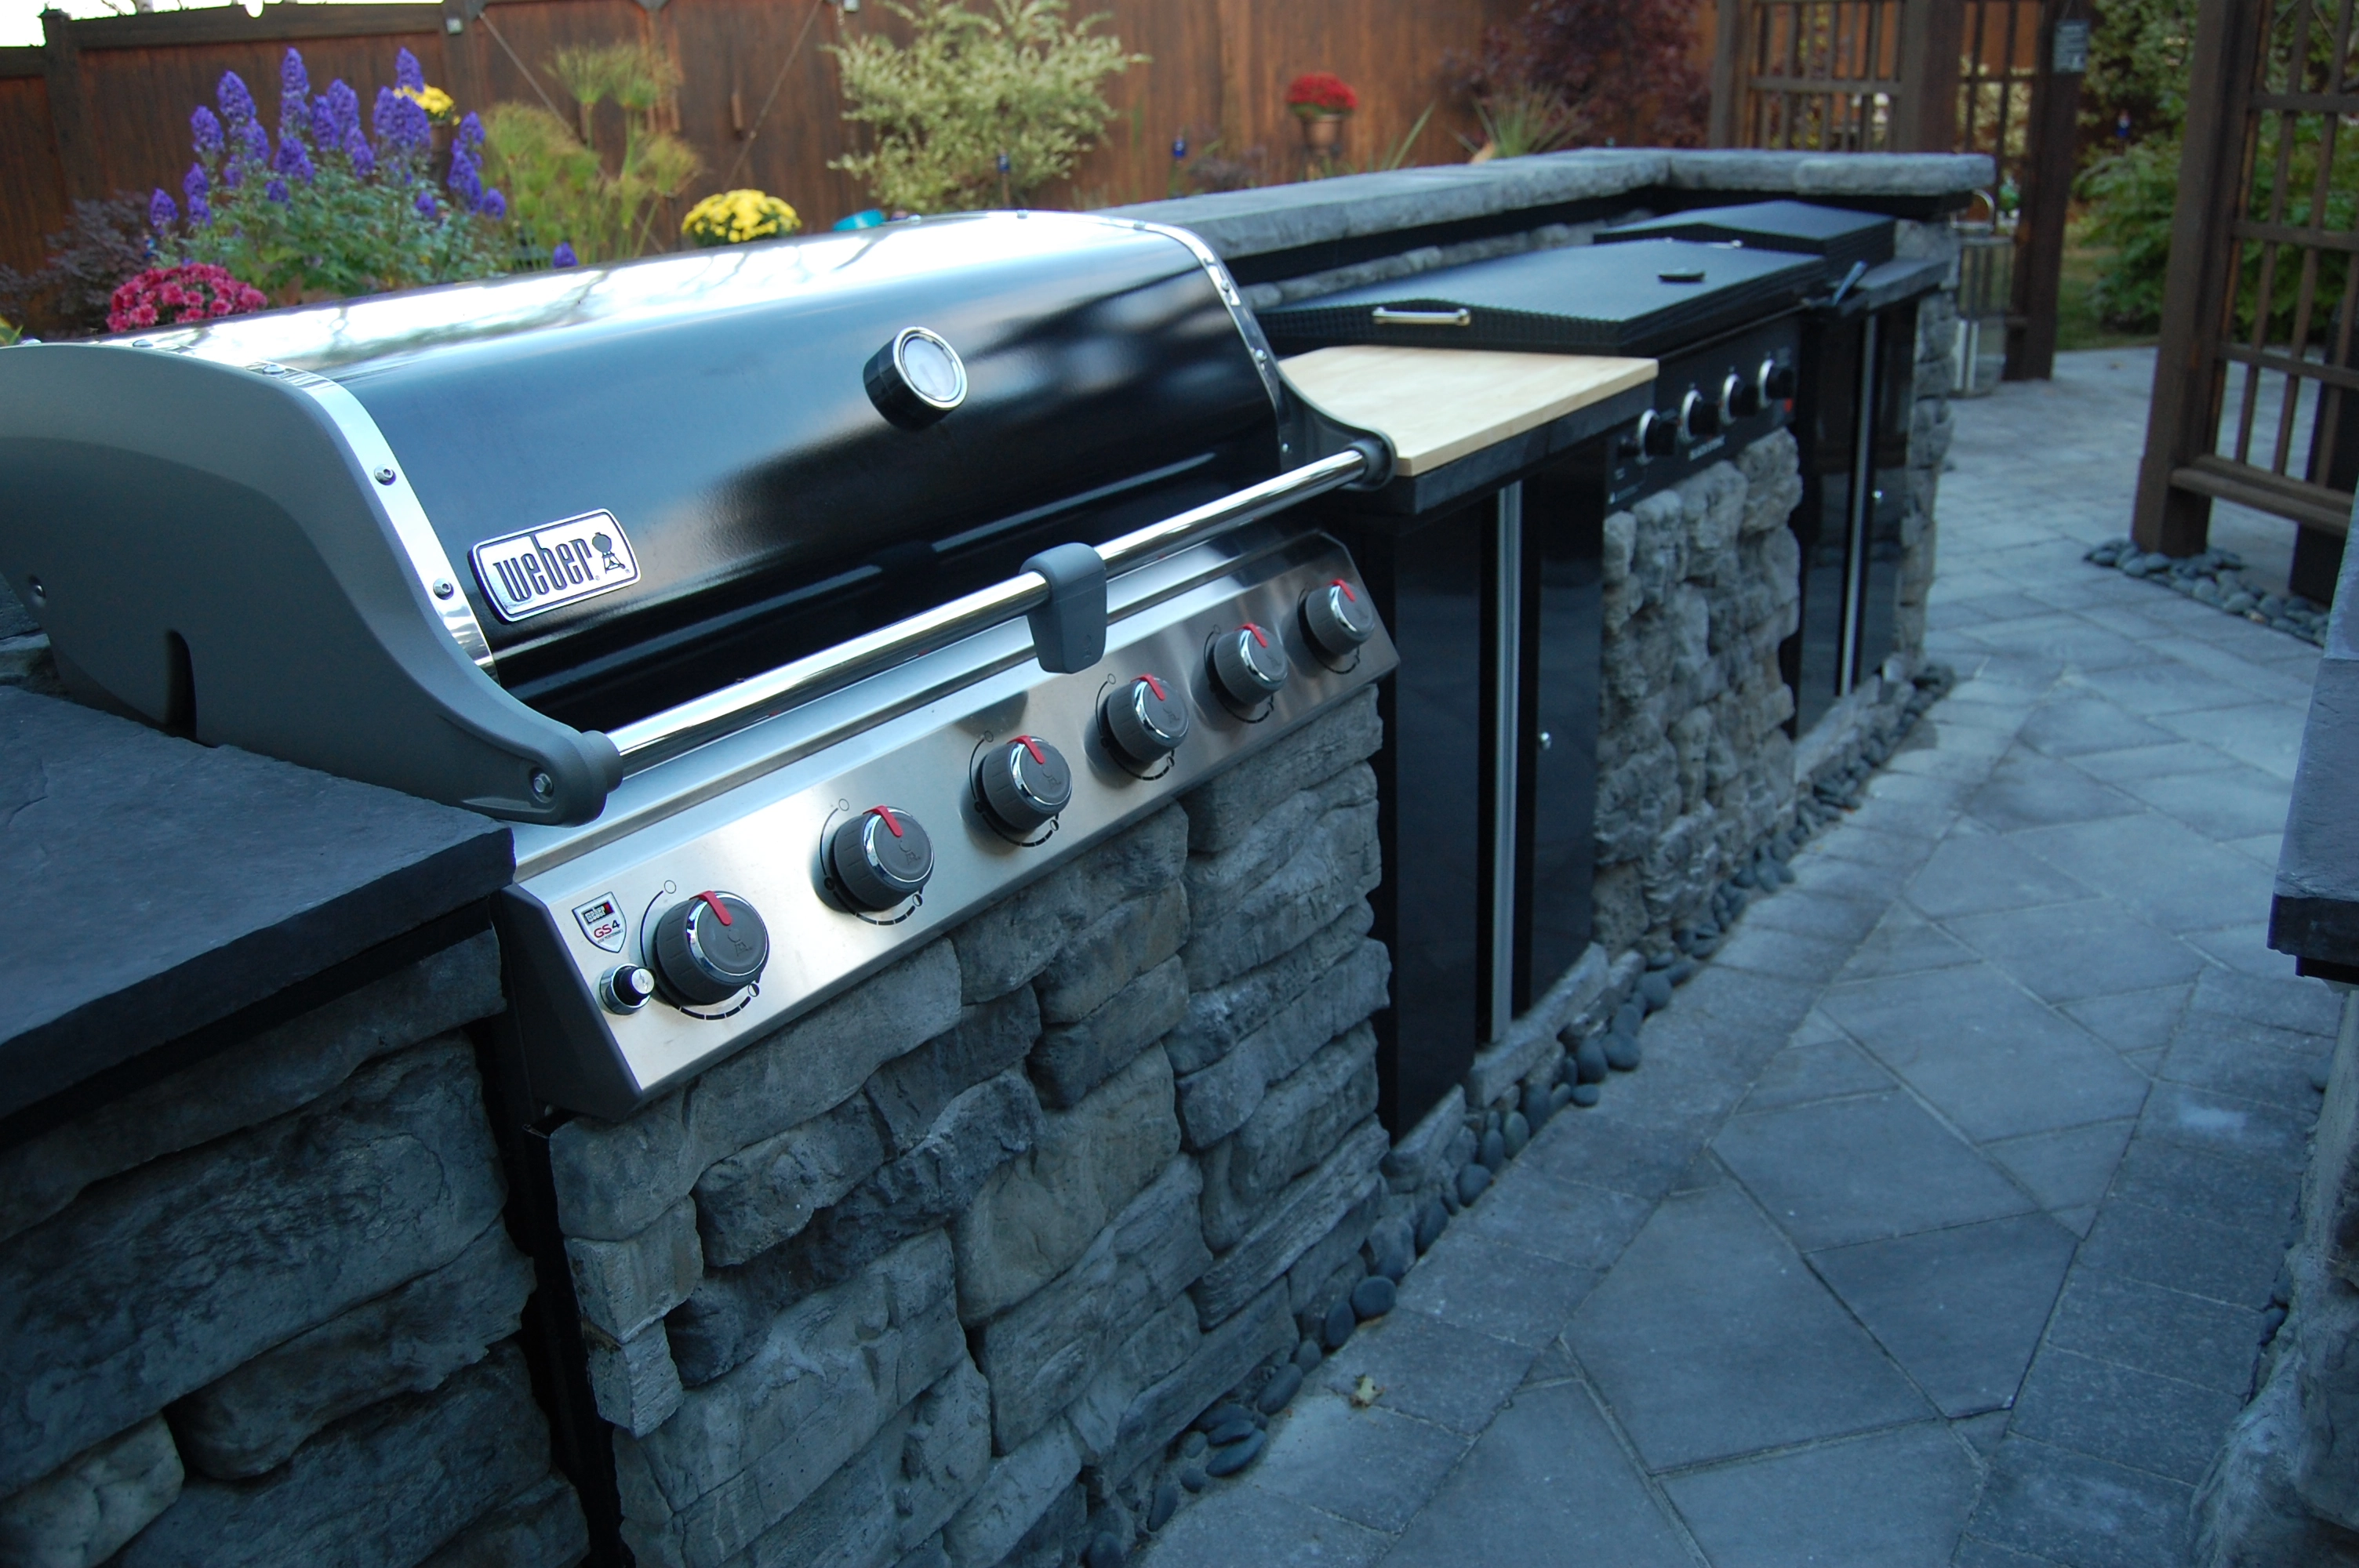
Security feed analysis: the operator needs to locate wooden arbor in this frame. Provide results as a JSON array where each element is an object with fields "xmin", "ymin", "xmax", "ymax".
[
  {"xmin": 1708, "ymin": 0, "xmax": 2088, "ymax": 380},
  {"xmin": 2132, "ymin": 0, "xmax": 2359, "ymax": 589}
]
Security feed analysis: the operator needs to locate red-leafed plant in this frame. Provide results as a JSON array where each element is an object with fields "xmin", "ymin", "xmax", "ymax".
[
  {"xmin": 1455, "ymin": 0, "xmax": 1709, "ymax": 153},
  {"xmin": 106, "ymin": 263, "xmax": 268, "ymax": 332},
  {"xmin": 1285, "ymin": 73, "xmax": 1360, "ymax": 118}
]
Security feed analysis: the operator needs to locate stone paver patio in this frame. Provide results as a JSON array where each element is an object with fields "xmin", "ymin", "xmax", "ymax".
[{"xmin": 1138, "ymin": 349, "xmax": 2341, "ymax": 1568}]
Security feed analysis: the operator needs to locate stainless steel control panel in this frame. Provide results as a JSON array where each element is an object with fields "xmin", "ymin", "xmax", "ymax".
[{"xmin": 498, "ymin": 528, "xmax": 1397, "ymax": 1120}]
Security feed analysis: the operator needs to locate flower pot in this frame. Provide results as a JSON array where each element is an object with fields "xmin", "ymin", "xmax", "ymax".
[{"xmin": 1299, "ymin": 113, "xmax": 1344, "ymax": 153}]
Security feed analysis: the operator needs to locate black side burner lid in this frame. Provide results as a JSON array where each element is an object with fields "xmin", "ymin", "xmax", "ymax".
[
  {"xmin": 1595, "ymin": 200, "xmax": 1896, "ymax": 283},
  {"xmin": 1256, "ymin": 239, "xmax": 1821, "ymax": 358}
]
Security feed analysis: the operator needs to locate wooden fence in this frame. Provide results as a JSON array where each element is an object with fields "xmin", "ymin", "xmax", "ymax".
[{"xmin": 0, "ymin": 0, "xmax": 1517, "ymax": 278}]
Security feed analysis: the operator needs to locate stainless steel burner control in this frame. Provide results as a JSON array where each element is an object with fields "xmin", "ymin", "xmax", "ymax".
[
  {"xmin": 652, "ymin": 891, "xmax": 769, "ymax": 1004},
  {"xmin": 829, "ymin": 806, "xmax": 936, "ymax": 910},
  {"xmin": 1209, "ymin": 622, "xmax": 1290, "ymax": 710},
  {"xmin": 976, "ymin": 736, "xmax": 1073, "ymax": 833},
  {"xmin": 1300, "ymin": 581, "xmax": 1376, "ymax": 659},
  {"xmin": 1100, "ymin": 673, "xmax": 1190, "ymax": 767}
]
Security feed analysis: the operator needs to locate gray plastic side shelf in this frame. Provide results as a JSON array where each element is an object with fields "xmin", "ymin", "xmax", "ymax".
[{"xmin": 0, "ymin": 346, "xmax": 621, "ymax": 824}]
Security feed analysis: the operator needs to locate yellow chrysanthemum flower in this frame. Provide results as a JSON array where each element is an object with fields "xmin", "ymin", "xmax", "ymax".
[
  {"xmin": 395, "ymin": 84, "xmax": 457, "ymax": 124},
  {"xmin": 683, "ymin": 189, "xmax": 802, "ymax": 248}
]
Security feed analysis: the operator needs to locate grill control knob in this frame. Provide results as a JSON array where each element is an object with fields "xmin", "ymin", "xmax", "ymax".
[
  {"xmin": 1763, "ymin": 358, "xmax": 1798, "ymax": 401},
  {"xmin": 1639, "ymin": 407, "xmax": 1679, "ymax": 459},
  {"xmin": 979, "ymin": 735, "xmax": 1072, "ymax": 833},
  {"xmin": 1723, "ymin": 368, "xmax": 1765, "ymax": 420},
  {"xmin": 600, "ymin": 964, "xmax": 658, "ymax": 1014},
  {"xmin": 652, "ymin": 891, "xmax": 769, "ymax": 1006},
  {"xmin": 1679, "ymin": 387, "xmax": 1721, "ymax": 443},
  {"xmin": 1300, "ymin": 579, "xmax": 1376, "ymax": 659},
  {"xmin": 830, "ymin": 805, "xmax": 934, "ymax": 910},
  {"xmin": 1209, "ymin": 622, "xmax": 1289, "ymax": 709},
  {"xmin": 1101, "ymin": 673, "xmax": 1190, "ymax": 766}
]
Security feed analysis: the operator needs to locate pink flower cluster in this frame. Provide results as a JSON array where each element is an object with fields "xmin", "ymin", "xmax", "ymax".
[{"xmin": 107, "ymin": 263, "xmax": 268, "ymax": 333}]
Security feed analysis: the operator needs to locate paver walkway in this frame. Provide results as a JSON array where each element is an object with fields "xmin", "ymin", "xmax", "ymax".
[{"xmin": 1140, "ymin": 350, "xmax": 2342, "ymax": 1568}]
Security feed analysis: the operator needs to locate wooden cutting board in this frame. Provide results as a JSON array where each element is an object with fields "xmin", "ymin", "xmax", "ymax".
[{"xmin": 1278, "ymin": 346, "xmax": 1657, "ymax": 477}]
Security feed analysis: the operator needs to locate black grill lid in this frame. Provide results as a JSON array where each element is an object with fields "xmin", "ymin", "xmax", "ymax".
[
  {"xmin": 1596, "ymin": 200, "xmax": 1896, "ymax": 283},
  {"xmin": 1256, "ymin": 239, "xmax": 1821, "ymax": 358}
]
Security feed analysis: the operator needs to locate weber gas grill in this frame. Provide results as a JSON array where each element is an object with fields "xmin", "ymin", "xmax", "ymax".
[
  {"xmin": 1269, "ymin": 237, "xmax": 1819, "ymax": 1129},
  {"xmin": 1599, "ymin": 201, "xmax": 1948, "ymax": 731},
  {"xmin": 0, "ymin": 211, "xmax": 1400, "ymax": 1118}
]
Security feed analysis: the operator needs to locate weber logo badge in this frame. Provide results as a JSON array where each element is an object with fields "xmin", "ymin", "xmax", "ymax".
[
  {"xmin": 471, "ymin": 511, "xmax": 638, "ymax": 622},
  {"xmin": 572, "ymin": 892, "xmax": 627, "ymax": 953}
]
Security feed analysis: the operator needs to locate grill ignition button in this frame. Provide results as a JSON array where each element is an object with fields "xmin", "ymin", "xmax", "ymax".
[
  {"xmin": 831, "ymin": 805, "xmax": 935, "ymax": 910},
  {"xmin": 1209, "ymin": 622, "xmax": 1289, "ymax": 711},
  {"xmin": 652, "ymin": 891, "xmax": 769, "ymax": 1005},
  {"xmin": 979, "ymin": 735, "xmax": 1073, "ymax": 833},
  {"xmin": 1101, "ymin": 673, "xmax": 1190, "ymax": 767},
  {"xmin": 1300, "ymin": 579, "xmax": 1376, "ymax": 659}
]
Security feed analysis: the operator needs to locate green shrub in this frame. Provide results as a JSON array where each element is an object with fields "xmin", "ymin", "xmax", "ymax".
[
  {"xmin": 831, "ymin": 0, "xmax": 1143, "ymax": 213},
  {"xmin": 2077, "ymin": 138, "xmax": 2179, "ymax": 331},
  {"xmin": 480, "ymin": 44, "xmax": 700, "ymax": 263}
]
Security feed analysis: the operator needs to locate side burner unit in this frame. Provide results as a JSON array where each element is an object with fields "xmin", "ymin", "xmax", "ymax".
[
  {"xmin": 1600, "ymin": 202, "xmax": 1948, "ymax": 731},
  {"xmin": 1266, "ymin": 237, "xmax": 1814, "ymax": 1131}
]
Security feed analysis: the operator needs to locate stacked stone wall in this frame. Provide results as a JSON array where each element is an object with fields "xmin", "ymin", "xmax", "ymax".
[
  {"xmin": 0, "ymin": 931, "xmax": 587, "ymax": 1568},
  {"xmin": 545, "ymin": 689, "xmax": 1394, "ymax": 1568}
]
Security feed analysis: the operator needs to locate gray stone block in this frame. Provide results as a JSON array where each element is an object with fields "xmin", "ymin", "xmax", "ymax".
[
  {"xmin": 1192, "ymin": 1121, "xmax": 1389, "ymax": 1327},
  {"xmin": 627, "ymin": 1232, "xmax": 964, "ymax": 1568},
  {"xmin": 567, "ymin": 1196, "xmax": 703, "ymax": 1344},
  {"xmin": 1201, "ymin": 1027, "xmax": 1379, "ymax": 1251},
  {"xmin": 0, "ymin": 932, "xmax": 503, "ymax": 1249},
  {"xmin": 1183, "ymin": 761, "xmax": 1374, "ymax": 931},
  {"xmin": 0, "ymin": 1040, "xmax": 506, "ymax": 1495},
  {"xmin": 941, "ymin": 1417, "xmax": 1084, "ymax": 1568},
  {"xmin": 0, "ymin": 1415, "xmax": 182, "ymax": 1568},
  {"xmin": 1063, "ymin": 1294, "xmax": 1200, "ymax": 1466},
  {"xmin": 1465, "ymin": 945, "xmax": 1610, "ymax": 1109},
  {"xmin": 867, "ymin": 988, "xmax": 1041, "ymax": 1155},
  {"xmin": 1030, "ymin": 956, "xmax": 1188, "ymax": 1110},
  {"xmin": 1181, "ymin": 688, "xmax": 1383, "ymax": 854},
  {"xmin": 547, "ymin": 1090, "xmax": 706, "ymax": 1245},
  {"xmin": 976, "ymin": 1157, "xmax": 1212, "ymax": 1453},
  {"xmin": 169, "ymin": 1220, "xmax": 535, "ymax": 1479},
  {"xmin": 790, "ymin": 1070, "xmax": 1044, "ymax": 1290},
  {"xmin": 415, "ymin": 1474, "xmax": 589, "ymax": 1568},
  {"xmin": 729, "ymin": 1357, "xmax": 990, "ymax": 1568},
  {"xmin": 951, "ymin": 808, "xmax": 1188, "ymax": 1003},
  {"xmin": 954, "ymin": 1046, "xmax": 1180, "ymax": 1323},
  {"xmin": 585, "ymin": 1321, "xmax": 685, "ymax": 1439},
  {"xmin": 1035, "ymin": 884, "xmax": 1189, "ymax": 1026},
  {"xmin": 686, "ymin": 941, "xmax": 961, "ymax": 1162},
  {"xmin": 1163, "ymin": 900, "xmax": 1372, "ymax": 1076},
  {"xmin": 1180, "ymin": 790, "xmax": 1380, "ymax": 992},
  {"xmin": 1382, "ymin": 1086, "xmax": 1467, "ymax": 1195},
  {"xmin": 694, "ymin": 1095, "xmax": 889, "ymax": 1269},
  {"xmin": 1175, "ymin": 948, "xmax": 1388, "ymax": 1150},
  {"xmin": 1287, "ymin": 1184, "xmax": 1385, "ymax": 1319},
  {"xmin": 1106, "ymin": 1282, "xmax": 1296, "ymax": 1482},
  {"xmin": 116, "ymin": 1345, "xmax": 552, "ymax": 1568}
]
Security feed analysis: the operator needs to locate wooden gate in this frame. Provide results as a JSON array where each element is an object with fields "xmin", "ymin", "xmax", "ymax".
[{"xmin": 2132, "ymin": 0, "xmax": 2359, "ymax": 573}]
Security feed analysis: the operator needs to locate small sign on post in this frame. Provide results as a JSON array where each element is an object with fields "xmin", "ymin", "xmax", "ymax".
[{"xmin": 2052, "ymin": 19, "xmax": 2091, "ymax": 74}]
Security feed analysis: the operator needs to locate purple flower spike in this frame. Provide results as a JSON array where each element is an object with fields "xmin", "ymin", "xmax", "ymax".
[
  {"xmin": 325, "ymin": 79, "xmax": 361, "ymax": 144},
  {"xmin": 149, "ymin": 188, "xmax": 177, "ymax": 230},
  {"xmin": 274, "ymin": 135, "xmax": 314, "ymax": 183},
  {"xmin": 188, "ymin": 192, "xmax": 211, "ymax": 227},
  {"xmin": 191, "ymin": 105, "xmax": 224, "ymax": 158},
  {"xmin": 373, "ymin": 85, "xmax": 431, "ymax": 155},
  {"xmin": 240, "ymin": 120, "xmax": 270, "ymax": 165},
  {"xmin": 266, "ymin": 178, "xmax": 291, "ymax": 205},
  {"xmin": 446, "ymin": 142, "xmax": 483, "ymax": 205},
  {"xmin": 475, "ymin": 187, "xmax": 506, "ymax": 220},
  {"xmin": 458, "ymin": 111, "xmax": 484, "ymax": 151},
  {"xmin": 551, "ymin": 241, "xmax": 577, "ymax": 268},
  {"xmin": 184, "ymin": 162, "xmax": 208, "ymax": 205},
  {"xmin": 217, "ymin": 71, "xmax": 257, "ymax": 129},
  {"xmin": 344, "ymin": 129, "xmax": 376, "ymax": 179},
  {"xmin": 394, "ymin": 47, "xmax": 425, "ymax": 93},
  {"xmin": 279, "ymin": 49, "xmax": 311, "ymax": 139},
  {"xmin": 311, "ymin": 93, "xmax": 338, "ymax": 148},
  {"xmin": 415, "ymin": 191, "xmax": 437, "ymax": 219}
]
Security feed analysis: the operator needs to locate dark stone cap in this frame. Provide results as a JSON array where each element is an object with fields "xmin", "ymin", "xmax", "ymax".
[
  {"xmin": 0, "ymin": 687, "xmax": 511, "ymax": 1122},
  {"xmin": 2272, "ymin": 514, "xmax": 2359, "ymax": 972}
]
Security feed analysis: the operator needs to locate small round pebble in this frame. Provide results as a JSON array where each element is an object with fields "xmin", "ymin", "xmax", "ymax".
[
  {"xmin": 1206, "ymin": 1429, "xmax": 1267, "ymax": 1477},
  {"xmin": 1456, "ymin": 1161, "xmax": 1492, "ymax": 1205},
  {"xmin": 1640, "ymin": 972, "xmax": 1674, "ymax": 1011},
  {"xmin": 1296, "ymin": 1336, "xmax": 1325, "ymax": 1371},
  {"xmin": 1548, "ymin": 1081, "xmax": 1574, "ymax": 1112},
  {"xmin": 1604, "ymin": 1031, "xmax": 1641, "ymax": 1072},
  {"xmin": 1180, "ymin": 1464, "xmax": 1208, "ymax": 1493},
  {"xmin": 1323, "ymin": 1296, "xmax": 1358, "ymax": 1349},
  {"xmin": 1351, "ymin": 1275, "xmax": 1397, "ymax": 1319},
  {"xmin": 1416, "ymin": 1199, "xmax": 1448, "ymax": 1252},
  {"xmin": 1086, "ymin": 1533, "xmax": 1127, "ymax": 1568},
  {"xmin": 1575, "ymin": 1037, "xmax": 1610, "ymax": 1084},
  {"xmin": 1180, "ymin": 1429, "xmax": 1208, "ymax": 1459},
  {"xmin": 1257, "ymin": 1363, "xmax": 1305, "ymax": 1414},
  {"xmin": 1615, "ymin": 1000, "xmax": 1645, "ymax": 1036},
  {"xmin": 1665, "ymin": 957, "xmax": 1697, "ymax": 987},
  {"xmin": 1569, "ymin": 1081, "xmax": 1601, "ymax": 1108},
  {"xmin": 1148, "ymin": 1479, "xmax": 1180, "ymax": 1531},
  {"xmin": 1521, "ymin": 1083, "xmax": 1554, "ymax": 1133},
  {"xmin": 1502, "ymin": 1112, "xmax": 1530, "ymax": 1158},
  {"xmin": 1198, "ymin": 1403, "xmax": 1252, "ymax": 1433},
  {"xmin": 1479, "ymin": 1129, "xmax": 1507, "ymax": 1172},
  {"xmin": 1204, "ymin": 1416, "xmax": 1256, "ymax": 1447}
]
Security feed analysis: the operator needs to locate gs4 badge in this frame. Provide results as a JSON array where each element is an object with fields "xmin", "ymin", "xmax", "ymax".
[
  {"xmin": 572, "ymin": 892, "xmax": 627, "ymax": 953},
  {"xmin": 472, "ymin": 510, "xmax": 639, "ymax": 622}
]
